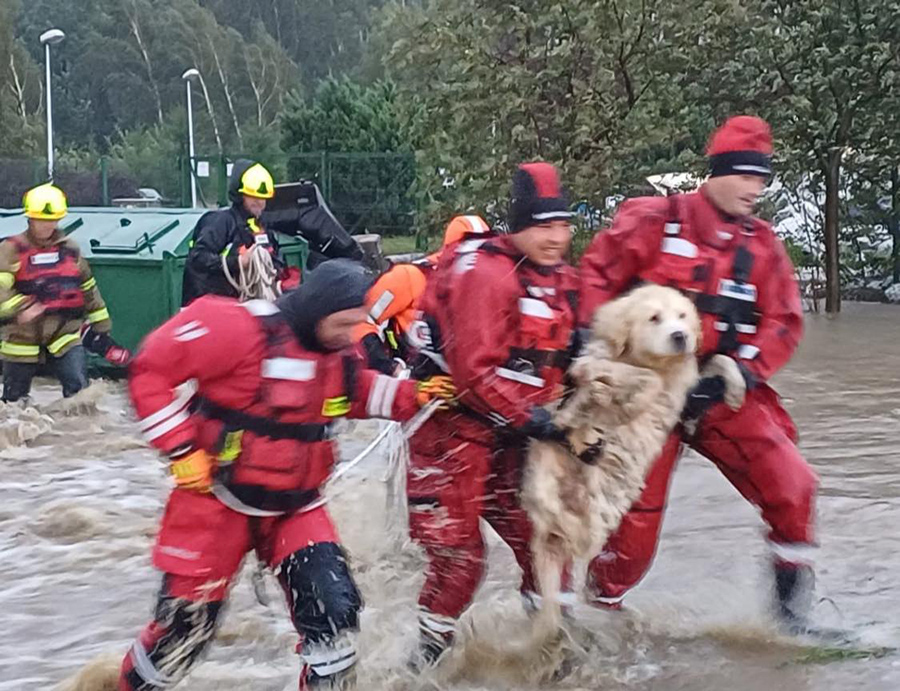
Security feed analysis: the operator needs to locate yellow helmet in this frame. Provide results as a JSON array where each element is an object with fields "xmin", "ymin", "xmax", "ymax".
[
  {"xmin": 237, "ymin": 163, "xmax": 275, "ymax": 199},
  {"xmin": 23, "ymin": 183, "xmax": 68, "ymax": 221}
]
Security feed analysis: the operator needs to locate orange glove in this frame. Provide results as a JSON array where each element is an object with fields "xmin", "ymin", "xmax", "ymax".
[
  {"xmin": 170, "ymin": 449, "xmax": 215, "ymax": 492},
  {"xmin": 415, "ymin": 375, "xmax": 457, "ymax": 408}
]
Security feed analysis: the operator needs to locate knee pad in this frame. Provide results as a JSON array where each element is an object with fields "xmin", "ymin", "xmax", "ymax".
[
  {"xmin": 279, "ymin": 542, "xmax": 362, "ymax": 644},
  {"xmin": 122, "ymin": 597, "xmax": 222, "ymax": 690}
]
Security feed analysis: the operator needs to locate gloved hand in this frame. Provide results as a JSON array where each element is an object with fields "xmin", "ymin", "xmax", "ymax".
[
  {"xmin": 519, "ymin": 407, "xmax": 567, "ymax": 442},
  {"xmin": 81, "ymin": 324, "xmax": 132, "ymax": 366},
  {"xmin": 415, "ymin": 375, "xmax": 457, "ymax": 408},
  {"xmin": 681, "ymin": 375, "xmax": 727, "ymax": 423},
  {"xmin": 170, "ymin": 449, "xmax": 215, "ymax": 492}
]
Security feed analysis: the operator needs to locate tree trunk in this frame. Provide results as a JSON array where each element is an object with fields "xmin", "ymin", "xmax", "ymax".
[
  {"xmin": 823, "ymin": 149, "xmax": 843, "ymax": 313},
  {"xmin": 891, "ymin": 166, "xmax": 900, "ymax": 284}
]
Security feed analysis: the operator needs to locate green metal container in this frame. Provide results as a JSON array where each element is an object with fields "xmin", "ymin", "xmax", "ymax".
[{"xmin": 0, "ymin": 207, "xmax": 309, "ymax": 358}]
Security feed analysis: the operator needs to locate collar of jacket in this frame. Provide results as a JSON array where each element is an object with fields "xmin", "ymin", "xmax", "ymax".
[{"xmin": 24, "ymin": 227, "xmax": 65, "ymax": 248}]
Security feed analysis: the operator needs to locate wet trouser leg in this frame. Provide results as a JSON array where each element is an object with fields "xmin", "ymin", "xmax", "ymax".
[
  {"xmin": 53, "ymin": 344, "xmax": 88, "ymax": 397},
  {"xmin": 586, "ymin": 385, "xmax": 818, "ymax": 609},
  {"xmin": 585, "ymin": 434, "xmax": 682, "ymax": 607},
  {"xmin": 119, "ymin": 491, "xmax": 250, "ymax": 690},
  {"xmin": 2, "ymin": 360, "xmax": 37, "ymax": 402},
  {"xmin": 407, "ymin": 417, "xmax": 539, "ymax": 659},
  {"xmin": 262, "ymin": 506, "xmax": 362, "ymax": 689}
]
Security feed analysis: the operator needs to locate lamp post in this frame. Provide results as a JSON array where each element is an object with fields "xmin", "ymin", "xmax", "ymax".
[
  {"xmin": 40, "ymin": 29, "xmax": 65, "ymax": 182},
  {"xmin": 182, "ymin": 68, "xmax": 201, "ymax": 208}
]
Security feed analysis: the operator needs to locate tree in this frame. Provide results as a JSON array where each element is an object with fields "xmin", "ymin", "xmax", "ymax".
[
  {"xmin": 681, "ymin": 0, "xmax": 900, "ymax": 312},
  {"xmin": 376, "ymin": 0, "xmax": 702, "ymax": 234}
]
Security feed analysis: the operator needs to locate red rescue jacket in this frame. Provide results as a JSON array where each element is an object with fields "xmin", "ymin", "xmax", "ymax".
[
  {"xmin": 130, "ymin": 296, "xmax": 420, "ymax": 512},
  {"xmin": 411, "ymin": 233, "xmax": 578, "ymax": 441},
  {"xmin": 579, "ymin": 187, "xmax": 803, "ymax": 383}
]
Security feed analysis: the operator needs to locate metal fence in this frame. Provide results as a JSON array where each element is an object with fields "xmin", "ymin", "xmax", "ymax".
[{"xmin": 0, "ymin": 157, "xmax": 140, "ymax": 208}]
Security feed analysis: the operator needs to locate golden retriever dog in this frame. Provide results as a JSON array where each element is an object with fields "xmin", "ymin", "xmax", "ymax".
[{"xmin": 522, "ymin": 284, "xmax": 746, "ymax": 631}]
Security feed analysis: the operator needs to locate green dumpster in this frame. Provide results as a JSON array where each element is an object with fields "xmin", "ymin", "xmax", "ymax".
[{"xmin": 0, "ymin": 207, "xmax": 309, "ymax": 363}]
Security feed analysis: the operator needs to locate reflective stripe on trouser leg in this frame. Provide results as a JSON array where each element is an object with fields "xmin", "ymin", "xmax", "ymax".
[
  {"xmin": 119, "ymin": 587, "xmax": 223, "ymax": 691},
  {"xmin": 768, "ymin": 540, "xmax": 817, "ymax": 567},
  {"xmin": 300, "ymin": 633, "xmax": 358, "ymax": 678}
]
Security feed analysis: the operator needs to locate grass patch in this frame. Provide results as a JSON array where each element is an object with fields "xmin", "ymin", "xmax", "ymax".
[
  {"xmin": 794, "ymin": 645, "xmax": 894, "ymax": 665},
  {"xmin": 380, "ymin": 235, "xmax": 420, "ymax": 255}
]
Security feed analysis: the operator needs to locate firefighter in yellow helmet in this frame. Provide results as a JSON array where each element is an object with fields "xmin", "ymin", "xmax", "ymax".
[
  {"xmin": 182, "ymin": 160, "xmax": 298, "ymax": 305},
  {"xmin": 0, "ymin": 184, "xmax": 129, "ymax": 402}
]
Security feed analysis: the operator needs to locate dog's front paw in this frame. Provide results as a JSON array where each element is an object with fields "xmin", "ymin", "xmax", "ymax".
[{"xmin": 702, "ymin": 354, "xmax": 746, "ymax": 410}]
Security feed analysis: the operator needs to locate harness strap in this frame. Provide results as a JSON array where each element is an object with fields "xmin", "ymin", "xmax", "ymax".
[{"xmin": 196, "ymin": 397, "xmax": 331, "ymax": 442}]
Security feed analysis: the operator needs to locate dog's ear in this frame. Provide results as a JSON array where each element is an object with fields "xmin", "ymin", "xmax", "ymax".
[{"xmin": 590, "ymin": 294, "xmax": 631, "ymax": 358}]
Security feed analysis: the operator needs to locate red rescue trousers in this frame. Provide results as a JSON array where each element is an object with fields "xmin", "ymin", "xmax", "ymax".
[
  {"xmin": 586, "ymin": 385, "xmax": 819, "ymax": 605},
  {"xmin": 120, "ymin": 490, "xmax": 349, "ymax": 691},
  {"xmin": 407, "ymin": 415, "xmax": 536, "ymax": 623}
]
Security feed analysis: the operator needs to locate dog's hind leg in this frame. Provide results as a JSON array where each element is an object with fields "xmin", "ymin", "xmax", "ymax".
[{"xmin": 532, "ymin": 536, "xmax": 565, "ymax": 638}]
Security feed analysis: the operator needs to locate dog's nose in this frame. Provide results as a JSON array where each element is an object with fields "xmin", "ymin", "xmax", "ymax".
[{"xmin": 670, "ymin": 330, "xmax": 687, "ymax": 352}]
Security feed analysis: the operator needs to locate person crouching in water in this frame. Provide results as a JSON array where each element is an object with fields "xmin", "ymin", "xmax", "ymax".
[{"xmin": 119, "ymin": 259, "xmax": 454, "ymax": 690}]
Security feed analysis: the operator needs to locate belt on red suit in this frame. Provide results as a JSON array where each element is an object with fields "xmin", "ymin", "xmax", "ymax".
[
  {"xmin": 692, "ymin": 293, "xmax": 758, "ymax": 325},
  {"xmin": 213, "ymin": 476, "xmax": 321, "ymax": 515},
  {"xmin": 196, "ymin": 397, "xmax": 332, "ymax": 442}
]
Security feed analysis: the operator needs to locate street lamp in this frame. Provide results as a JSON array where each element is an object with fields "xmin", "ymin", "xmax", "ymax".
[
  {"xmin": 182, "ymin": 68, "xmax": 200, "ymax": 208},
  {"xmin": 40, "ymin": 28, "xmax": 65, "ymax": 182}
]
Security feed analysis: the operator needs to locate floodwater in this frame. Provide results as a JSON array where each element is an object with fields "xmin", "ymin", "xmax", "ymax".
[{"xmin": 2, "ymin": 302, "xmax": 900, "ymax": 690}]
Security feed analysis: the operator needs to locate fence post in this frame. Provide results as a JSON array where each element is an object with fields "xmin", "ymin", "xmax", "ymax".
[
  {"xmin": 100, "ymin": 156, "xmax": 110, "ymax": 206},
  {"xmin": 218, "ymin": 155, "xmax": 228, "ymax": 207}
]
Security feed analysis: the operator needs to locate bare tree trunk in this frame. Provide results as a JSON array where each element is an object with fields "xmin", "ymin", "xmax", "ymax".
[
  {"xmin": 126, "ymin": 1, "xmax": 163, "ymax": 125},
  {"xmin": 245, "ymin": 46, "xmax": 265, "ymax": 127},
  {"xmin": 823, "ymin": 149, "xmax": 843, "ymax": 314},
  {"xmin": 8, "ymin": 51, "xmax": 28, "ymax": 124},
  {"xmin": 197, "ymin": 74, "xmax": 223, "ymax": 154},
  {"xmin": 891, "ymin": 166, "xmax": 900, "ymax": 284},
  {"xmin": 210, "ymin": 40, "xmax": 243, "ymax": 149}
]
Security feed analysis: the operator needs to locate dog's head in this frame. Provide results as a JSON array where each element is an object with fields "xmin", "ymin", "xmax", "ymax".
[{"xmin": 590, "ymin": 284, "xmax": 701, "ymax": 367}]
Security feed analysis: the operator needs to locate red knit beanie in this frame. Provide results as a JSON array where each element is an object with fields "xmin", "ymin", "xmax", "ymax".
[{"xmin": 706, "ymin": 115, "xmax": 773, "ymax": 178}]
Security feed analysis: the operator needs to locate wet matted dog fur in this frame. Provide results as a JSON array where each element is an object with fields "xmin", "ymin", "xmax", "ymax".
[{"xmin": 523, "ymin": 284, "xmax": 747, "ymax": 630}]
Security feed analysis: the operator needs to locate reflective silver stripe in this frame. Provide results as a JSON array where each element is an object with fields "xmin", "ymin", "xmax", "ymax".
[
  {"xmin": 139, "ymin": 385, "xmax": 195, "ymax": 433},
  {"xmin": 369, "ymin": 290, "xmax": 395, "ymax": 322},
  {"xmin": 661, "ymin": 237, "xmax": 698, "ymax": 258},
  {"xmin": 532, "ymin": 210, "xmax": 572, "ymax": 221},
  {"xmin": 212, "ymin": 483, "xmax": 285, "ymax": 516},
  {"xmin": 733, "ymin": 164, "xmax": 771, "ymax": 175},
  {"xmin": 487, "ymin": 411, "xmax": 510, "ymax": 426},
  {"xmin": 769, "ymin": 540, "xmax": 816, "ymax": 566},
  {"xmin": 142, "ymin": 409, "xmax": 191, "ymax": 443},
  {"xmin": 714, "ymin": 321, "xmax": 757, "ymax": 334},
  {"xmin": 366, "ymin": 374, "xmax": 400, "ymax": 418},
  {"xmin": 593, "ymin": 594, "xmax": 625, "ymax": 606},
  {"xmin": 737, "ymin": 344, "xmax": 760, "ymax": 360},
  {"xmin": 457, "ymin": 238, "xmax": 486, "ymax": 253},
  {"xmin": 518, "ymin": 297, "xmax": 553, "ymax": 319},
  {"xmin": 664, "ymin": 222, "xmax": 681, "ymax": 235},
  {"xmin": 261, "ymin": 357, "xmax": 316, "ymax": 381},
  {"xmin": 174, "ymin": 327, "xmax": 209, "ymax": 342},
  {"xmin": 174, "ymin": 320, "xmax": 204, "ymax": 336},
  {"xmin": 130, "ymin": 640, "xmax": 174, "ymax": 687},
  {"xmin": 526, "ymin": 286, "xmax": 556, "ymax": 298},
  {"xmin": 302, "ymin": 638, "xmax": 358, "ymax": 677},
  {"xmin": 241, "ymin": 299, "xmax": 279, "ymax": 316},
  {"xmin": 463, "ymin": 215, "xmax": 487, "ymax": 233},
  {"xmin": 496, "ymin": 367, "xmax": 545, "ymax": 388},
  {"xmin": 419, "ymin": 608, "xmax": 457, "ymax": 635}
]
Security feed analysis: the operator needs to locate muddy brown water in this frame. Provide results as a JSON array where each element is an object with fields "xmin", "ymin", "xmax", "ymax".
[{"xmin": 2, "ymin": 302, "xmax": 900, "ymax": 690}]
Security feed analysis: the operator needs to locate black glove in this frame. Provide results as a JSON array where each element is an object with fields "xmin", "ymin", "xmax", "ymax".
[
  {"xmin": 682, "ymin": 375, "xmax": 727, "ymax": 422},
  {"xmin": 80, "ymin": 325, "xmax": 132, "ymax": 366},
  {"xmin": 518, "ymin": 407, "xmax": 567, "ymax": 442},
  {"xmin": 361, "ymin": 333, "xmax": 396, "ymax": 375}
]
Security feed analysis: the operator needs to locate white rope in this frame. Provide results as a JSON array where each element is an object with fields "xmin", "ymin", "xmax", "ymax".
[
  {"xmin": 222, "ymin": 244, "xmax": 281, "ymax": 302},
  {"xmin": 330, "ymin": 399, "xmax": 442, "ymax": 483}
]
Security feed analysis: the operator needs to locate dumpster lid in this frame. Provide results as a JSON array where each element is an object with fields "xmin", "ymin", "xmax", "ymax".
[{"xmin": 66, "ymin": 208, "xmax": 207, "ymax": 258}]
